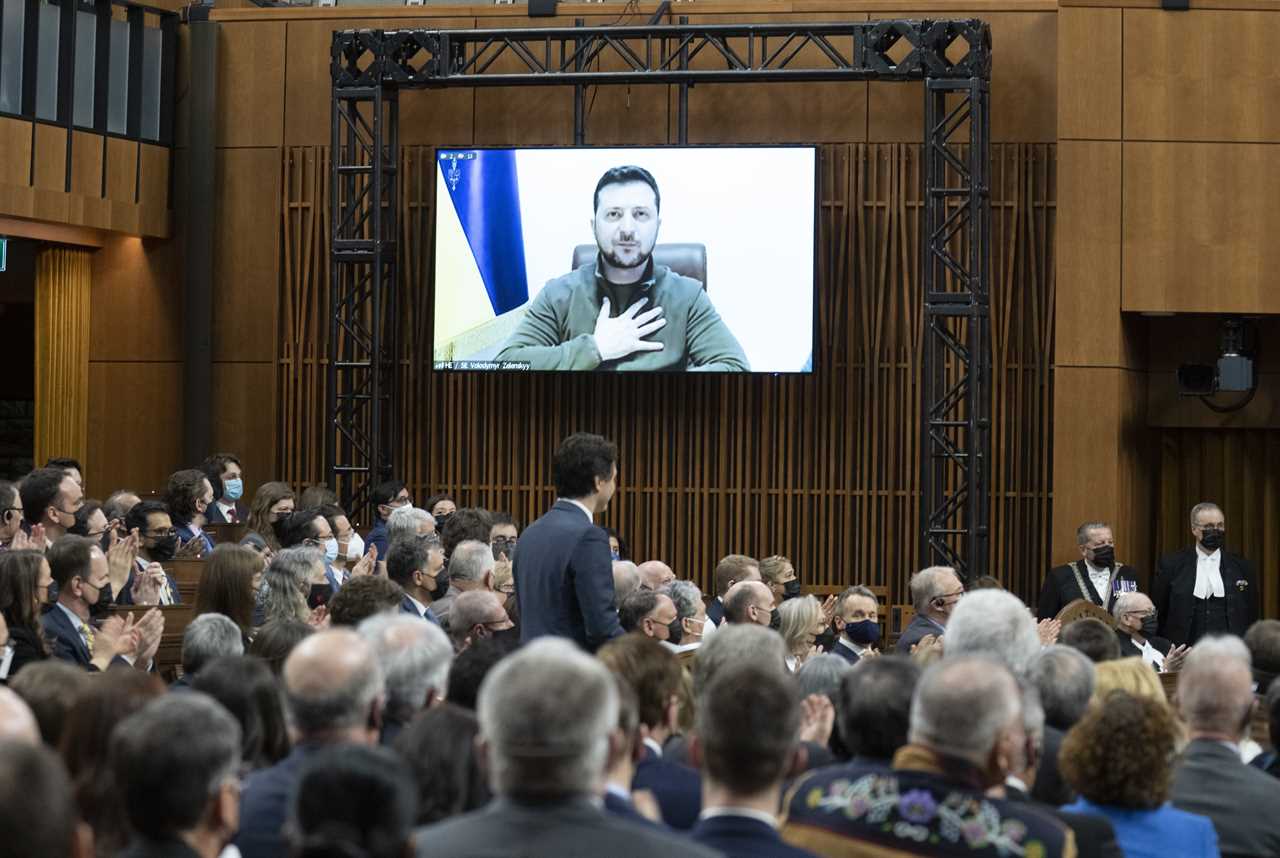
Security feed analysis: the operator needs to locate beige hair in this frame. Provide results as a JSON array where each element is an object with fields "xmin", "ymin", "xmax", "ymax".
[{"xmin": 778, "ymin": 595, "xmax": 822, "ymax": 659}]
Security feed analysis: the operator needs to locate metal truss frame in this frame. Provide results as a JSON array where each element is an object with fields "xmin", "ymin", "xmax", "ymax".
[{"xmin": 329, "ymin": 19, "xmax": 992, "ymax": 577}]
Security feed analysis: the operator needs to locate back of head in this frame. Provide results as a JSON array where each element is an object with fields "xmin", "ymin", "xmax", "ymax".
[
  {"xmin": 327, "ymin": 576, "xmax": 405, "ymax": 627},
  {"xmin": 283, "ymin": 629, "xmax": 385, "ymax": 738},
  {"xmin": 111, "ymin": 693, "xmax": 241, "ymax": 840},
  {"xmin": 908, "ymin": 657, "xmax": 1019, "ymax": 769},
  {"xmin": 9, "ymin": 661, "xmax": 90, "ymax": 747},
  {"xmin": 618, "ymin": 588, "xmax": 660, "ymax": 633},
  {"xmin": 0, "ymin": 741, "xmax": 78, "ymax": 858},
  {"xmin": 448, "ymin": 539, "xmax": 495, "ymax": 584},
  {"xmin": 477, "ymin": 637, "xmax": 618, "ymax": 799},
  {"xmin": 1059, "ymin": 618, "xmax": 1121, "ymax": 663},
  {"xmin": 1027, "ymin": 645, "xmax": 1095, "ymax": 731},
  {"xmin": 290, "ymin": 745, "xmax": 416, "ymax": 858},
  {"xmin": 192, "ymin": 655, "xmax": 292, "ymax": 770},
  {"xmin": 839, "ymin": 655, "xmax": 921, "ymax": 761},
  {"xmin": 796, "ymin": 653, "xmax": 852, "ymax": 702},
  {"xmin": 694, "ymin": 623, "xmax": 787, "ymax": 696},
  {"xmin": 0, "ymin": 687, "xmax": 39, "ymax": 745},
  {"xmin": 386, "ymin": 505, "xmax": 432, "ymax": 547},
  {"xmin": 46, "ymin": 535, "xmax": 94, "ymax": 590},
  {"xmin": 249, "ymin": 619, "xmax": 314, "ymax": 675},
  {"xmin": 357, "ymin": 613, "xmax": 453, "ymax": 724},
  {"xmin": 597, "ymin": 634, "xmax": 681, "ymax": 730},
  {"xmin": 1060, "ymin": 690, "xmax": 1181, "ymax": 809},
  {"xmin": 722, "ymin": 580, "xmax": 763, "ymax": 624},
  {"xmin": 697, "ymin": 663, "xmax": 800, "ymax": 794},
  {"xmin": 713, "ymin": 554, "xmax": 759, "ymax": 597},
  {"xmin": 552, "ymin": 433, "xmax": 617, "ymax": 500},
  {"xmin": 440, "ymin": 509, "xmax": 493, "ymax": 561},
  {"xmin": 446, "ymin": 635, "xmax": 521, "ymax": 711},
  {"xmin": 1093, "ymin": 657, "xmax": 1167, "ymax": 705},
  {"xmin": 60, "ymin": 670, "xmax": 165, "ymax": 781},
  {"xmin": 1245, "ymin": 619, "xmax": 1280, "ymax": 693},
  {"xmin": 1177, "ymin": 635, "xmax": 1254, "ymax": 735},
  {"xmin": 612, "ymin": 561, "xmax": 640, "ymax": 607},
  {"xmin": 182, "ymin": 613, "xmax": 246, "ymax": 676},
  {"xmin": 944, "ymin": 589, "xmax": 1041, "ymax": 676},
  {"xmin": 275, "ymin": 508, "xmax": 324, "ymax": 550},
  {"xmin": 20, "ymin": 467, "xmax": 66, "ymax": 526},
  {"xmin": 392, "ymin": 703, "xmax": 489, "ymax": 826}
]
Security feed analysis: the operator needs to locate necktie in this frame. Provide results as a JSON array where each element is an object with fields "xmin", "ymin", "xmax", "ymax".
[
  {"xmin": 228, "ymin": 508, "xmax": 238, "ymax": 523},
  {"xmin": 79, "ymin": 622, "xmax": 95, "ymax": 656}
]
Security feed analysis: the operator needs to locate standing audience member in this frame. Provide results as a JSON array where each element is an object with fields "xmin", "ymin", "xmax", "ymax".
[
  {"xmin": 664, "ymin": 580, "xmax": 708, "ymax": 655},
  {"xmin": 434, "ymin": 539, "xmax": 496, "ymax": 629},
  {"xmin": 830, "ymin": 585, "xmax": 881, "ymax": 665},
  {"xmin": 68, "ymin": 501, "xmax": 110, "ymax": 548},
  {"xmin": 489, "ymin": 512, "xmax": 519, "ymax": 561},
  {"xmin": 386, "ymin": 504, "xmax": 435, "ymax": 550},
  {"xmin": 317, "ymin": 503, "xmax": 362, "ymax": 581},
  {"xmin": 706, "ymin": 554, "xmax": 761, "ymax": 628},
  {"xmin": 693, "ymin": 624, "xmax": 789, "ymax": 698},
  {"xmin": 600, "ymin": 676, "xmax": 659, "ymax": 827},
  {"xmin": 0, "ymin": 740, "xmax": 89, "ymax": 858},
  {"xmin": 112, "ymin": 694, "xmax": 242, "ymax": 858},
  {"xmin": 603, "ymin": 527, "xmax": 628, "ymax": 561},
  {"xmin": 1251, "ymin": 682, "xmax": 1280, "ymax": 778},
  {"xmin": 1027, "ymin": 645, "xmax": 1095, "ymax": 805},
  {"xmin": 385, "ymin": 536, "xmax": 446, "ymax": 623},
  {"xmin": 1154, "ymin": 502, "xmax": 1258, "ymax": 646},
  {"xmin": 1037, "ymin": 521, "xmax": 1139, "ymax": 619},
  {"xmin": 202, "ymin": 453, "xmax": 246, "ymax": 524},
  {"xmin": 425, "ymin": 494, "xmax": 456, "ymax": 524},
  {"xmin": 779, "ymin": 595, "xmax": 825, "ymax": 671},
  {"xmin": 393, "ymin": 704, "xmax": 491, "ymax": 825},
  {"xmin": 1059, "ymin": 617, "xmax": 1121, "ymax": 663},
  {"xmin": 8, "ymin": 661, "xmax": 90, "ymax": 746},
  {"xmin": 191, "ymin": 655, "xmax": 291, "ymax": 771},
  {"xmin": 759, "ymin": 555, "xmax": 801, "ymax": 607},
  {"xmin": 45, "ymin": 457, "xmax": 84, "ymax": 489},
  {"xmin": 177, "ymin": 614, "xmax": 244, "ymax": 688},
  {"xmin": 235, "ymin": 629, "xmax": 385, "ymax": 858},
  {"xmin": 0, "ymin": 687, "xmax": 40, "ymax": 743},
  {"xmin": 1245, "ymin": 619, "xmax": 1280, "ymax": 694},
  {"xmin": 1169, "ymin": 635, "xmax": 1280, "ymax": 857},
  {"xmin": 0, "ymin": 549, "xmax": 54, "ymax": 677},
  {"xmin": 165, "ymin": 468, "xmax": 216, "ymax": 555},
  {"xmin": 796, "ymin": 654, "xmax": 854, "ymax": 758},
  {"xmin": 1060, "ymin": 691, "xmax": 1219, "ymax": 858},
  {"xmin": 690, "ymin": 663, "xmax": 817, "ymax": 858},
  {"xmin": 298, "ymin": 486, "xmax": 338, "ymax": 512},
  {"xmin": 412, "ymin": 638, "xmax": 718, "ymax": 858},
  {"xmin": 243, "ymin": 482, "xmax": 295, "ymax": 553},
  {"xmin": 194, "ymin": 543, "xmax": 261, "ymax": 644},
  {"xmin": 439, "ymin": 508, "xmax": 494, "ymax": 566},
  {"xmin": 21, "ymin": 466, "xmax": 83, "ymax": 546},
  {"xmin": 1092, "ymin": 656, "xmax": 1167, "ymax": 704},
  {"xmin": 288, "ymin": 745, "xmax": 417, "ymax": 858},
  {"xmin": 894, "ymin": 566, "xmax": 963, "ymax": 653},
  {"xmin": 516, "ymin": 433, "xmax": 624, "ymax": 651},
  {"xmin": 448, "ymin": 590, "xmax": 513, "ymax": 652},
  {"xmin": 612, "ymin": 561, "xmax": 641, "ymax": 608},
  {"xmin": 358, "ymin": 613, "xmax": 453, "ymax": 744},
  {"xmin": 364, "ymin": 480, "xmax": 412, "ymax": 560},
  {"xmin": 445, "ymin": 636, "xmax": 521, "ymax": 711}
]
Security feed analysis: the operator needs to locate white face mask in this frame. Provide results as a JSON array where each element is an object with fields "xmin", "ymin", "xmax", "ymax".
[{"xmin": 346, "ymin": 533, "xmax": 366, "ymax": 562}]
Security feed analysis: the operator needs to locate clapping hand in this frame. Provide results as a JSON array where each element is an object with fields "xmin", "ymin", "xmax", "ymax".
[
  {"xmin": 1164, "ymin": 643, "xmax": 1190, "ymax": 673},
  {"xmin": 134, "ymin": 608, "xmax": 164, "ymax": 668},
  {"xmin": 107, "ymin": 529, "xmax": 140, "ymax": 596},
  {"xmin": 176, "ymin": 535, "xmax": 206, "ymax": 559},
  {"xmin": 10, "ymin": 524, "xmax": 44, "ymax": 551},
  {"xmin": 130, "ymin": 562, "xmax": 168, "ymax": 606},
  {"xmin": 350, "ymin": 544, "xmax": 377, "ymax": 578},
  {"xmin": 1037, "ymin": 618, "xmax": 1061, "ymax": 646},
  {"xmin": 592, "ymin": 297, "xmax": 666, "ymax": 362},
  {"xmin": 798, "ymin": 693, "xmax": 835, "ymax": 747},
  {"xmin": 819, "ymin": 595, "xmax": 839, "ymax": 625},
  {"xmin": 307, "ymin": 605, "xmax": 330, "ymax": 629}
]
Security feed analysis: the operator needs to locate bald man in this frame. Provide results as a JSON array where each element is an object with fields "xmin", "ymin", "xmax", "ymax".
[
  {"xmin": 236, "ymin": 629, "xmax": 386, "ymax": 858},
  {"xmin": 0, "ymin": 687, "xmax": 40, "ymax": 745},
  {"xmin": 612, "ymin": 561, "xmax": 641, "ymax": 609},
  {"xmin": 722, "ymin": 581, "xmax": 778, "ymax": 630},
  {"xmin": 637, "ymin": 561, "xmax": 675, "ymax": 591}
]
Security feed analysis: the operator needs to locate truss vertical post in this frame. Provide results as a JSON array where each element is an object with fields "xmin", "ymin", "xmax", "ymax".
[{"xmin": 919, "ymin": 75, "xmax": 991, "ymax": 581}]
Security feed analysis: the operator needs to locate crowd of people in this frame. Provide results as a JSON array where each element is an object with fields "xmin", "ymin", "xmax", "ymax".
[{"xmin": 0, "ymin": 435, "xmax": 1278, "ymax": 858}]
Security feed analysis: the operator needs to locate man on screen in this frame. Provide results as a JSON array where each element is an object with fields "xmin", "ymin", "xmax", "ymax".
[{"xmin": 495, "ymin": 166, "xmax": 750, "ymax": 372}]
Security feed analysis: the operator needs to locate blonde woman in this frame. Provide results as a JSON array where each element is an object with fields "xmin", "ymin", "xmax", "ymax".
[
  {"xmin": 779, "ymin": 595, "xmax": 825, "ymax": 671},
  {"xmin": 1093, "ymin": 656, "xmax": 1169, "ymax": 706}
]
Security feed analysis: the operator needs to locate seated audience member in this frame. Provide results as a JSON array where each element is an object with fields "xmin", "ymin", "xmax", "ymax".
[
  {"xmin": 385, "ymin": 535, "xmax": 446, "ymax": 623},
  {"xmin": 298, "ymin": 485, "xmax": 338, "ymax": 511},
  {"xmin": 1251, "ymin": 682, "xmax": 1280, "ymax": 778},
  {"xmin": 600, "ymin": 675, "xmax": 660, "ymax": 827},
  {"xmin": 112, "ymin": 694, "xmax": 242, "ymax": 858},
  {"xmin": 394, "ymin": 703, "xmax": 491, "ymax": 825},
  {"xmin": 68, "ymin": 500, "xmax": 110, "ymax": 548},
  {"xmin": 248, "ymin": 618, "xmax": 313, "ymax": 676},
  {"xmin": 328, "ymin": 576, "xmax": 405, "ymax": 627},
  {"xmin": 387, "ymin": 504, "xmax": 435, "ymax": 551},
  {"xmin": 318, "ymin": 503, "xmax": 363, "ymax": 581},
  {"xmin": 258, "ymin": 546, "xmax": 325, "ymax": 626},
  {"xmin": 1093, "ymin": 656, "xmax": 1167, "ymax": 705},
  {"xmin": 618, "ymin": 589, "xmax": 680, "ymax": 643},
  {"xmin": 760, "ymin": 555, "xmax": 802, "ymax": 608},
  {"xmin": 603, "ymin": 526, "xmax": 628, "ymax": 561},
  {"xmin": 274, "ymin": 509, "xmax": 346, "ymax": 589},
  {"xmin": 45, "ymin": 457, "xmax": 83, "ymax": 489},
  {"xmin": 364, "ymin": 480, "xmax": 411, "ymax": 559},
  {"xmin": 693, "ymin": 623, "xmax": 789, "ymax": 697},
  {"xmin": 102, "ymin": 490, "xmax": 142, "ymax": 532},
  {"xmin": 1170, "ymin": 635, "xmax": 1280, "ymax": 856},
  {"xmin": 244, "ymin": 481, "xmax": 295, "ymax": 552},
  {"xmin": 972, "ymin": 575, "xmax": 1004, "ymax": 590},
  {"xmin": 439, "ymin": 507, "xmax": 492, "ymax": 563},
  {"xmin": 445, "ymin": 635, "xmax": 520, "ymax": 711},
  {"xmin": 192, "ymin": 655, "xmax": 291, "ymax": 771},
  {"xmin": 448, "ymin": 590, "xmax": 513, "ymax": 652},
  {"xmin": 944, "ymin": 588, "xmax": 1041, "ymax": 676},
  {"xmin": 202, "ymin": 453, "xmax": 247, "ymax": 524},
  {"xmin": 119, "ymin": 501, "xmax": 182, "ymax": 606},
  {"xmin": 195, "ymin": 543, "xmax": 261, "ymax": 645},
  {"xmin": 834, "ymin": 655, "xmax": 920, "ymax": 766},
  {"xmin": 21, "ymin": 466, "xmax": 83, "ymax": 546},
  {"xmin": 0, "ymin": 740, "xmax": 87, "ymax": 858},
  {"xmin": 1245, "ymin": 618, "xmax": 1280, "ymax": 694},
  {"xmin": 598, "ymin": 634, "xmax": 701, "ymax": 829},
  {"xmin": 782, "ymin": 658, "xmax": 1076, "ymax": 858},
  {"xmin": 894, "ymin": 565, "xmax": 964, "ymax": 653},
  {"xmin": 236, "ymin": 629, "xmax": 385, "ymax": 858},
  {"xmin": 0, "ymin": 481, "xmax": 26, "ymax": 549},
  {"xmin": 435, "ymin": 539, "xmax": 497, "ymax": 629},
  {"xmin": 1059, "ymin": 617, "xmax": 1121, "ymax": 662},
  {"xmin": 1027, "ymin": 645, "xmax": 1095, "ymax": 805},
  {"xmin": 176, "ymin": 614, "xmax": 244, "ymax": 688},
  {"xmin": 489, "ymin": 512, "xmax": 519, "ymax": 560},
  {"xmin": 0, "ymin": 550, "xmax": 53, "ymax": 678},
  {"xmin": 690, "ymin": 663, "xmax": 817, "ymax": 858},
  {"xmin": 664, "ymin": 580, "xmax": 708, "ymax": 656},
  {"xmin": 0, "ymin": 687, "xmax": 40, "ymax": 743},
  {"xmin": 612, "ymin": 561, "xmax": 641, "ymax": 609},
  {"xmin": 165, "ymin": 468, "xmax": 216, "ymax": 555},
  {"xmin": 425, "ymin": 493, "xmax": 456, "ymax": 525},
  {"xmin": 492, "ymin": 555, "xmax": 517, "ymax": 618},
  {"xmin": 1112, "ymin": 592, "xmax": 1186, "ymax": 672},
  {"xmin": 779, "ymin": 595, "xmax": 825, "ymax": 671},
  {"xmin": 830, "ymin": 585, "xmax": 881, "ymax": 664},
  {"xmin": 706, "ymin": 554, "xmax": 761, "ymax": 627},
  {"xmin": 61, "ymin": 670, "xmax": 165, "ymax": 857},
  {"xmin": 413, "ymin": 638, "xmax": 717, "ymax": 858},
  {"xmin": 796, "ymin": 654, "xmax": 853, "ymax": 757},
  {"xmin": 1061, "ymin": 691, "xmax": 1219, "ymax": 858},
  {"xmin": 637, "ymin": 560, "xmax": 676, "ymax": 591},
  {"xmin": 358, "ymin": 613, "xmax": 453, "ymax": 744},
  {"xmin": 723, "ymin": 580, "xmax": 777, "ymax": 628},
  {"xmin": 9, "ymin": 660, "xmax": 90, "ymax": 746},
  {"xmin": 289, "ymin": 745, "xmax": 417, "ymax": 858}
]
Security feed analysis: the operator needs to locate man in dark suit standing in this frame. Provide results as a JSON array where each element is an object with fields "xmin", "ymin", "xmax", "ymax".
[
  {"xmin": 1037, "ymin": 521, "xmax": 1139, "ymax": 620},
  {"xmin": 515, "ymin": 432, "xmax": 623, "ymax": 652},
  {"xmin": 894, "ymin": 566, "xmax": 964, "ymax": 653},
  {"xmin": 1112, "ymin": 591, "xmax": 1188, "ymax": 672},
  {"xmin": 1153, "ymin": 502, "xmax": 1258, "ymax": 646}
]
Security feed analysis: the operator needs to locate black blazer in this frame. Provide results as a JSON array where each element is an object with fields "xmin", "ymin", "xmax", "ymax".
[
  {"xmin": 1115, "ymin": 629, "xmax": 1174, "ymax": 665},
  {"xmin": 1036, "ymin": 561, "xmax": 1139, "ymax": 620},
  {"xmin": 2, "ymin": 625, "xmax": 47, "ymax": 681},
  {"xmin": 205, "ymin": 501, "xmax": 245, "ymax": 525},
  {"xmin": 513, "ymin": 500, "xmax": 622, "ymax": 652},
  {"xmin": 633, "ymin": 746, "xmax": 702, "ymax": 831},
  {"xmin": 40, "ymin": 607, "xmax": 129, "ymax": 672},
  {"xmin": 691, "ymin": 814, "xmax": 819, "ymax": 858},
  {"xmin": 1153, "ymin": 547, "xmax": 1257, "ymax": 645},
  {"xmin": 893, "ymin": 613, "xmax": 944, "ymax": 653},
  {"xmin": 706, "ymin": 596, "xmax": 725, "ymax": 627},
  {"xmin": 1171, "ymin": 739, "xmax": 1280, "ymax": 858}
]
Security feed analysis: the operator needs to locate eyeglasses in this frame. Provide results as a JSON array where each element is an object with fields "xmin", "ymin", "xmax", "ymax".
[
  {"xmin": 302, "ymin": 536, "xmax": 325, "ymax": 548},
  {"xmin": 146, "ymin": 528, "xmax": 177, "ymax": 538},
  {"xmin": 1124, "ymin": 609, "xmax": 1158, "ymax": 620},
  {"xmin": 492, "ymin": 537, "xmax": 518, "ymax": 546}
]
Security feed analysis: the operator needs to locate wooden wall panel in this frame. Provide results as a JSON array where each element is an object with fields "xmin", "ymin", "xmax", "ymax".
[
  {"xmin": 217, "ymin": 22, "xmax": 286, "ymax": 148},
  {"xmin": 70, "ymin": 132, "xmax": 104, "ymax": 198},
  {"xmin": 107, "ymin": 138, "xmax": 139, "ymax": 204},
  {"xmin": 139, "ymin": 145, "xmax": 169, "ymax": 212},
  {"xmin": 1122, "ymin": 142, "xmax": 1280, "ymax": 314},
  {"xmin": 212, "ymin": 148, "xmax": 280, "ymax": 363},
  {"xmin": 85, "ymin": 361, "xmax": 184, "ymax": 497},
  {"xmin": 211, "ymin": 361, "xmax": 276, "ymax": 492},
  {"xmin": 89, "ymin": 234, "xmax": 183, "ymax": 362},
  {"xmin": 1058, "ymin": 7, "xmax": 1120, "ymax": 140},
  {"xmin": 471, "ymin": 17, "xmax": 576, "ymax": 146},
  {"xmin": 1124, "ymin": 9, "xmax": 1280, "ymax": 143},
  {"xmin": 33, "ymin": 125, "xmax": 67, "ymax": 192},
  {"xmin": 0, "ymin": 118, "xmax": 31, "ymax": 185}
]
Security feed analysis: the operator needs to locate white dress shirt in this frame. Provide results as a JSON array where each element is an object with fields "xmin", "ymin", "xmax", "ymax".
[
  {"xmin": 404, "ymin": 593, "xmax": 428, "ymax": 619},
  {"xmin": 837, "ymin": 637, "xmax": 872, "ymax": 659},
  {"xmin": 1084, "ymin": 559, "xmax": 1111, "ymax": 605},
  {"xmin": 1138, "ymin": 637, "xmax": 1166, "ymax": 670},
  {"xmin": 1193, "ymin": 545, "xmax": 1225, "ymax": 599},
  {"xmin": 698, "ymin": 806, "xmax": 780, "ymax": 828}
]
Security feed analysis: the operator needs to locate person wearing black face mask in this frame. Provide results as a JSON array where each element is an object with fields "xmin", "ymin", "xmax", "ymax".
[
  {"xmin": 1112, "ymin": 591, "xmax": 1187, "ymax": 673},
  {"xmin": 1152, "ymin": 501, "xmax": 1258, "ymax": 646},
  {"xmin": 1036, "ymin": 521, "xmax": 1139, "ymax": 621},
  {"xmin": 831, "ymin": 585, "xmax": 882, "ymax": 665},
  {"xmin": 116, "ymin": 500, "xmax": 182, "ymax": 607}
]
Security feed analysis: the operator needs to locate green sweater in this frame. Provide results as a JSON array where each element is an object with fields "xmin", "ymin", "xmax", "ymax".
[{"xmin": 495, "ymin": 262, "xmax": 750, "ymax": 372}]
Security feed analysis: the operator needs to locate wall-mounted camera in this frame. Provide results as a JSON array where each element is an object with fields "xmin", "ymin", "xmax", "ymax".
[{"xmin": 1177, "ymin": 317, "xmax": 1258, "ymax": 412}]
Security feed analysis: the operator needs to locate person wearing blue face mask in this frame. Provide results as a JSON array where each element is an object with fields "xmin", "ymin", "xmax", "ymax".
[
  {"xmin": 831, "ymin": 585, "xmax": 881, "ymax": 665},
  {"xmin": 202, "ymin": 453, "xmax": 247, "ymax": 525}
]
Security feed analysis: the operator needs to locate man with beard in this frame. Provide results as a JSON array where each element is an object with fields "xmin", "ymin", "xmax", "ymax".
[{"xmin": 496, "ymin": 166, "xmax": 749, "ymax": 372}]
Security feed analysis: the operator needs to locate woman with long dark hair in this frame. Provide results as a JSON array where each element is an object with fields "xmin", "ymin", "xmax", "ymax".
[
  {"xmin": 194, "ymin": 542, "xmax": 261, "ymax": 642},
  {"xmin": 0, "ymin": 549, "xmax": 52, "ymax": 679}
]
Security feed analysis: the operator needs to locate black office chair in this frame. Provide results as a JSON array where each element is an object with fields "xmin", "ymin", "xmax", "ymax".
[{"xmin": 572, "ymin": 243, "xmax": 707, "ymax": 289}]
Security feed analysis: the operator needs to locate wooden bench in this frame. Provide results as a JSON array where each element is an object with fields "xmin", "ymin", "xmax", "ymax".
[
  {"xmin": 165, "ymin": 559, "xmax": 205, "ymax": 605},
  {"xmin": 801, "ymin": 584, "xmax": 894, "ymax": 650},
  {"xmin": 104, "ymin": 603, "xmax": 196, "ymax": 680},
  {"xmin": 206, "ymin": 523, "xmax": 250, "ymax": 545}
]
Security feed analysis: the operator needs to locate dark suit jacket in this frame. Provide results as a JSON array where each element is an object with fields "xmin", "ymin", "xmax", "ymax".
[
  {"xmin": 1031, "ymin": 726, "xmax": 1073, "ymax": 807},
  {"xmin": 205, "ymin": 502, "xmax": 245, "ymax": 525},
  {"xmin": 235, "ymin": 743, "xmax": 326, "ymax": 858},
  {"xmin": 1005, "ymin": 784, "xmax": 1123, "ymax": 858},
  {"xmin": 893, "ymin": 613, "xmax": 944, "ymax": 653},
  {"xmin": 2, "ymin": 625, "xmax": 47, "ymax": 680},
  {"xmin": 1153, "ymin": 547, "xmax": 1257, "ymax": 645},
  {"xmin": 1115, "ymin": 629, "xmax": 1174, "ymax": 666},
  {"xmin": 603, "ymin": 790, "xmax": 661, "ymax": 828},
  {"xmin": 691, "ymin": 814, "xmax": 819, "ymax": 858},
  {"xmin": 1036, "ymin": 561, "xmax": 1139, "ymax": 620},
  {"xmin": 175, "ymin": 522, "xmax": 215, "ymax": 555},
  {"xmin": 1170, "ymin": 738, "xmax": 1280, "ymax": 858},
  {"xmin": 706, "ymin": 596, "xmax": 725, "ymax": 627},
  {"xmin": 117, "ymin": 837, "xmax": 203, "ymax": 858},
  {"xmin": 633, "ymin": 746, "xmax": 702, "ymax": 830},
  {"xmin": 412, "ymin": 796, "xmax": 721, "ymax": 858},
  {"xmin": 514, "ymin": 500, "xmax": 622, "ymax": 652},
  {"xmin": 830, "ymin": 638, "xmax": 864, "ymax": 665},
  {"xmin": 364, "ymin": 518, "xmax": 390, "ymax": 563},
  {"xmin": 40, "ymin": 605, "xmax": 130, "ymax": 672}
]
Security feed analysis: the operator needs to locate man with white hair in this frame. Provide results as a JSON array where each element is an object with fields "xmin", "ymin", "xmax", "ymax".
[
  {"xmin": 414, "ymin": 638, "xmax": 718, "ymax": 858},
  {"xmin": 782, "ymin": 658, "xmax": 1076, "ymax": 857},
  {"xmin": 1111, "ymin": 591, "xmax": 1185, "ymax": 672},
  {"xmin": 664, "ymin": 580, "xmax": 708, "ymax": 654},
  {"xmin": 894, "ymin": 566, "xmax": 964, "ymax": 653},
  {"xmin": 358, "ymin": 613, "xmax": 453, "ymax": 745},
  {"xmin": 1154, "ymin": 502, "xmax": 1258, "ymax": 646},
  {"xmin": 0, "ymin": 686, "xmax": 40, "ymax": 744},
  {"xmin": 944, "ymin": 588, "xmax": 1041, "ymax": 676},
  {"xmin": 176, "ymin": 613, "xmax": 244, "ymax": 688},
  {"xmin": 611, "ymin": 561, "xmax": 641, "ymax": 609},
  {"xmin": 432, "ymin": 539, "xmax": 496, "ymax": 630},
  {"xmin": 1170, "ymin": 635, "xmax": 1280, "ymax": 856},
  {"xmin": 637, "ymin": 560, "xmax": 675, "ymax": 591}
]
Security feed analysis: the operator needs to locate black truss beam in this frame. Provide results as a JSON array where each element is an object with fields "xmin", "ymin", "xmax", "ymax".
[{"xmin": 329, "ymin": 20, "xmax": 992, "ymax": 577}]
